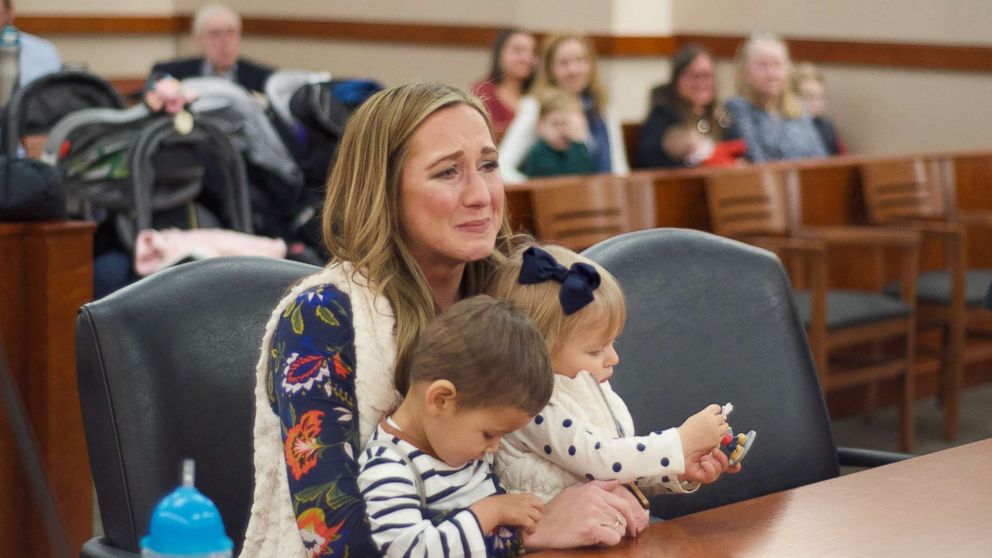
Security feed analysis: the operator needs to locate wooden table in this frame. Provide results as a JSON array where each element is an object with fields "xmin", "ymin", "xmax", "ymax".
[{"xmin": 534, "ymin": 439, "xmax": 992, "ymax": 557}]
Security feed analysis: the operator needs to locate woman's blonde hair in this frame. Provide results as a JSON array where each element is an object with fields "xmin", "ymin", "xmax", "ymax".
[
  {"xmin": 734, "ymin": 34, "xmax": 802, "ymax": 119},
  {"xmin": 321, "ymin": 82, "xmax": 516, "ymax": 394},
  {"xmin": 532, "ymin": 33, "xmax": 608, "ymax": 113},
  {"xmin": 791, "ymin": 61, "xmax": 824, "ymax": 90},
  {"xmin": 487, "ymin": 243, "xmax": 626, "ymax": 358}
]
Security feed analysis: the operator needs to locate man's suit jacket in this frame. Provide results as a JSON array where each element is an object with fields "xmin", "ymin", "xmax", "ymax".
[{"xmin": 149, "ymin": 57, "xmax": 274, "ymax": 94}]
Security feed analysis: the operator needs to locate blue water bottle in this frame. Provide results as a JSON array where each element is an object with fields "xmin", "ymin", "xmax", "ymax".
[
  {"xmin": 141, "ymin": 459, "xmax": 234, "ymax": 558},
  {"xmin": 0, "ymin": 23, "xmax": 19, "ymax": 106}
]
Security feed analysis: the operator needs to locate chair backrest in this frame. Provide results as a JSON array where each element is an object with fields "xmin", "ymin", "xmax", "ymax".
[
  {"xmin": 530, "ymin": 174, "xmax": 638, "ymax": 251},
  {"xmin": 583, "ymin": 229, "xmax": 839, "ymax": 519},
  {"xmin": 860, "ymin": 157, "xmax": 949, "ymax": 223},
  {"xmin": 704, "ymin": 169, "xmax": 795, "ymax": 237},
  {"xmin": 76, "ymin": 257, "xmax": 320, "ymax": 553}
]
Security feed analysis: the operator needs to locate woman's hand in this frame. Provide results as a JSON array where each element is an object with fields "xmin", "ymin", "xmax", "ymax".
[
  {"xmin": 681, "ymin": 448, "xmax": 741, "ymax": 485},
  {"xmin": 522, "ymin": 480, "xmax": 635, "ymax": 549},
  {"xmin": 609, "ymin": 484, "xmax": 649, "ymax": 537}
]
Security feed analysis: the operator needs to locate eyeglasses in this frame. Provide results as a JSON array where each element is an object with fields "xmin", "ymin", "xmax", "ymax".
[
  {"xmin": 202, "ymin": 27, "xmax": 239, "ymax": 40},
  {"xmin": 683, "ymin": 71, "xmax": 715, "ymax": 82}
]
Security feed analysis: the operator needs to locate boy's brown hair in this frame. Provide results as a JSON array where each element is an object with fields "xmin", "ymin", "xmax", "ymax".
[{"xmin": 407, "ymin": 295, "xmax": 553, "ymax": 415}]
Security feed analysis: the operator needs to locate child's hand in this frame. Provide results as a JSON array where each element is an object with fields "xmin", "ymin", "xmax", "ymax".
[
  {"xmin": 470, "ymin": 493, "xmax": 544, "ymax": 534},
  {"xmin": 680, "ymin": 448, "xmax": 742, "ymax": 484},
  {"xmin": 677, "ymin": 404, "xmax": 729, "ymax": 456},
  {"xmin": 563, "ymin": 110, "xmax": 589, "ymax": 143}
]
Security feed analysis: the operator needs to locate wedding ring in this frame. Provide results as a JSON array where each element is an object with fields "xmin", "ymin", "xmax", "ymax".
[{"xmin": 614, "ymin": 515, "xmax": 624, "ymax": 528}]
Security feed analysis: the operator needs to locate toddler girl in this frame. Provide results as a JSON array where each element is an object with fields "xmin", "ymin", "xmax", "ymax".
[{"xmin": 487, "ymin": 244, "xmax": 741, "ymax": 514}]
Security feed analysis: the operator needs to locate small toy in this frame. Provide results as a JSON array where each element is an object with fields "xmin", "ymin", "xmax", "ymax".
[{"xmin": 718, "ymin": 403, "xmax": 756, "ymax": 466}]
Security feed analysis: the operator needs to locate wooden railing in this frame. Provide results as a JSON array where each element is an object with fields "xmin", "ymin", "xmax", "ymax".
[
  {"xmin": 508, "ymin": 147, "xmax": 992, "ymax": 276},
  {"xmin": 507, "ymin": 147, "xmax": 992, "ymax": 415}
]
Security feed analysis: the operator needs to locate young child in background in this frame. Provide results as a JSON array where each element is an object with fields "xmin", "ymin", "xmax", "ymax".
[
  {"xmin": 487, "ymin": 244, "xmax": 745, "ymax": 531},
  {"xmin": 792, "ymin": 62, "xmax": 844, "ymax": 155},
  {"xmin": 519, "ymin": 88, "xmax": 597, "ymax": 177},
  {"xmin": 662, "ymin": 125, "xmax": 747, "ymax": 167},
  {"xmin": 357, "ymin": 295, "xmax": 554, "ymax": 558}
]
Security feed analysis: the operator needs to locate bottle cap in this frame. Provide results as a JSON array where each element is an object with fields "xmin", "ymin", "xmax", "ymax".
[
  {"xmin": 140, "ymin": 460, "xmax": 233, "ymax": 555},
  {"xmin": 0, "ymin": 25, "xmax": 18, "ymax": 48}
]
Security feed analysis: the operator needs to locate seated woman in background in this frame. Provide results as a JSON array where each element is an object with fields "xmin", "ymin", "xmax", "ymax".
[
  {"xmin": 792, "ymin": 62, "xmax": 845, "ymax": 156},
  {"xmin": 499, "ymin": 33, "xmax": 629, "ymax": 183},
  {"xmin": 636, "ymin": 44, "xmax": 730, "ymax": 168},
  {"xmin": 724, "ymin": 34, "xmax": 827, "ymax": 162},
  {"xmin": 520, "ymin": 89, "xmax": 597, "ymax": 177},
  {"xmin": 472, "ymin": 28, "xmax": 538, "ymax": 135}
]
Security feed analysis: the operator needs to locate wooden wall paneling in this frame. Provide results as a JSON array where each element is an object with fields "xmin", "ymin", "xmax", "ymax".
[
  {"xmin": 0, "ymin": 224, "xmax": 28, "ymax": 556},
  {"xmin": 23, "ymin": 222, "xmax": 95, "ymax": 557},
  {"xmin": 646, "ymin": 172, "xmax": 709, "ymax": 230}
]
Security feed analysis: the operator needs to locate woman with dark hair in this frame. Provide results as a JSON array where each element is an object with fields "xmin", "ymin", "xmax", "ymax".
[
  {"xmin": 636, "ymin": 44, "xmax": 727, "ymax": 168},
  {"xmin": 472, "ymin": 28, "xmax": 537, "ymax": 134}
]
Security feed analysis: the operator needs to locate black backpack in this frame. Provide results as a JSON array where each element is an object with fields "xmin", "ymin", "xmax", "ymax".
[
  {"xmin": 0, "ymin": 156, "xmax": 66, "ymax": 221},
  {"xmin": 287, "ymin": 79, "xmax": 384, "ymax": 189}
]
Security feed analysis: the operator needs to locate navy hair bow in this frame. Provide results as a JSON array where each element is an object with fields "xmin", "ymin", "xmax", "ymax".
[{"xmin": 519, "ymin": 246, "xmax": 601, "ymax": 315}]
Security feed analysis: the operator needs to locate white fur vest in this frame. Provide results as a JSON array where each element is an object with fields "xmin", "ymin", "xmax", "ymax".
[{"xmin": 239, "ymin": 262, "xmax": 400, "ymax": 558}]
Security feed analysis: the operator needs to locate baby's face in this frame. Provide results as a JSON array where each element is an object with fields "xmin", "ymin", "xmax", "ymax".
[{"xmin": 551, "ymin": 324, "xmax": 619, "ymax": 383}]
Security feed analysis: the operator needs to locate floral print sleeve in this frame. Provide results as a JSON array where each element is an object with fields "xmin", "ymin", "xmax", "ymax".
[{"xmin": 267, "ymin": 284, "xmax": 377, "ymax": 557}]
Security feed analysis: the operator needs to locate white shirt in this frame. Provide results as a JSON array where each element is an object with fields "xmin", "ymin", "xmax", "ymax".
[
  {"xmin": 19, "ymin": 32, "xmax": 62, "ymax": 87},
  {"xmin": 497, "ymin": 370, "xmax": 697, "ymax": 502}
]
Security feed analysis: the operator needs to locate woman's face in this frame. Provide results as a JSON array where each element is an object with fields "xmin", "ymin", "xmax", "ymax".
[
  {"xmin": 745, "ymin": 42, "xmax": 789, "ymax": 101},
  {"xmin": 499, "ymin": 32, "xmax": 537, "ymax": 82},
  {"xmin": 398, "ymin": 104, "xmax": 504, "ymax": 275},
  {"xmin": 550, "ymin": 39, "xmax": 592, "ymax": 95},
  {"xmin": 675, "ymin": 54, "xmax": 716, "ymax": 111}
]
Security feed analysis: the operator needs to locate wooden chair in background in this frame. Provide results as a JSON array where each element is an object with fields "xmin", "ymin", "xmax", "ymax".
[
  {"xmin": 860, "ymin": 157, "xmax": 992, "ymax": 440},
  {"xmin": 705, "ymin": 168, "xmax": 921, "ymax": 451},
  {"xmin": 529, "ymin": 174, "xmax": 654, "ymax": 251}
]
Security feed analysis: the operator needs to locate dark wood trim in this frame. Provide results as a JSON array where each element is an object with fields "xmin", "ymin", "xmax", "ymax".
[
  {"xmin": 17, "ymin": 15, "xmax": 992, "ymax": 71},
  {"xmin": 678, "ymin": 33, "xmax": 992, "ymax": 72},
  {"xmin": 242, "ymin": 18, "xmax": 501, "ymax": 47},
  {"xmin": 18, "ymin": 15, "xmax": 189, "ymax": 35}
]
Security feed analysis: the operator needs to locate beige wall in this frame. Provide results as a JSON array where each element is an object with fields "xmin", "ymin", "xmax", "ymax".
[
  {"xmin": 675, "ymin": 0, "xmax": 992, "ymax": 154},
  {"xmin": 673, "ymin": 0, "xmax": 992, "ymax": 45},
  {"xmin": 20, "ymin": 0, "xmax": 992, "ymax": 156}
]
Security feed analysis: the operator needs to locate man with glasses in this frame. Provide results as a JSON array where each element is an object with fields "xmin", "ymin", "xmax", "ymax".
[{"xmin": 150, "ymin": 3, "xmax": 273, "ymax": 94}]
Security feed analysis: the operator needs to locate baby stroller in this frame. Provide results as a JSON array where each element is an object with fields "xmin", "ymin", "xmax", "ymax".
[
  {"xmin": 181, "ymin": 77, "xmax": 317, "ymax": 249},
  {"xmin": 3, "ymin": 70, "xmax": 124, "ymax": 159},
  {"xmin": 43, "ymin": 103, "xmax": 252, "ymax": 297},
  {"xmin": 43, "ymin": 104, "xmax": 251, "ymax": 250}
]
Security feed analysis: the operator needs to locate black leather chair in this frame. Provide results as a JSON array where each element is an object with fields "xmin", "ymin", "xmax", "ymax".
[
  {"xmin": 76, "ymin": 257, "xmax": 319, "ymax": 557},
  {"xmin": 583, "ymin": 228, "xmax": 907, "ymax": 520}
]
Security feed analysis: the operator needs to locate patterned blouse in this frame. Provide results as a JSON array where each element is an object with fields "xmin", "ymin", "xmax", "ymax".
[
  {"xmin": 267, "ymin": 285, "xmax": 377, "ymax": 557},
  {"xmin": 266, "ymin": 283, "xmax": 525, "ymax": 556}
]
